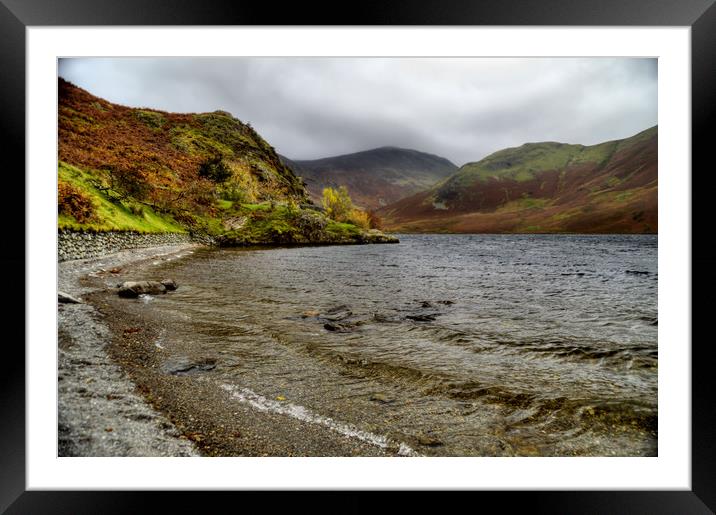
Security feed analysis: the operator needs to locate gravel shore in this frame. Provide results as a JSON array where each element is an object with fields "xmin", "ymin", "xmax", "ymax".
[{"xmin": 58, "ymin": 244, "xmax": 201, "ymax": 456}]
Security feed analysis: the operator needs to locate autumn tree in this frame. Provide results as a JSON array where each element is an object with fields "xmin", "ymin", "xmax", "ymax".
[
  {"xmin": 367, "ymin": 210, "xmax": 383, "ymax": 230},
  {"xmin": 322, "ymin": 186, "xmax": 371, "ymax": 229},
  {"xmin": 322, "ymin": 186, "xmax": 354, "ymax": 221}
]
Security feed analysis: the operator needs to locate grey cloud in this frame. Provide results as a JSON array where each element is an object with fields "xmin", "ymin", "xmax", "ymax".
[{"xmin": 58, "ymin": 57, "xmax": 657, "ymax": 166}]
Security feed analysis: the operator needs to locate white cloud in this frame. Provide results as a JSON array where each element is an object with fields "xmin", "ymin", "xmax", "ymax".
[{"xmin": 58, "ymin": 57, "xmax": 657, "ymax": 166}]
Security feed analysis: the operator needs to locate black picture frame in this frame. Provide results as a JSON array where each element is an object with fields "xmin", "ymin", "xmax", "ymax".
[{"xmin": 4, "ymin": 0, "xmax": 714, "ymax": 512}]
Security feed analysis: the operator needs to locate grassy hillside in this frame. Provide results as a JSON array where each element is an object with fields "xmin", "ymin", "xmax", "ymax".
[
  {"xmin": 282, "ymin": 147, "xmax": 457, "ymax": 210},
  {"xmin": 378, "ymin": 126, "xmax": 657, "ymax": 234},
  {"xmin": 58, "ymin": 162, "xmax": 187, "ymax": 233},
  {"xmin": 58, "ymin": 79, "xmax": 394, "ymax": 245}
]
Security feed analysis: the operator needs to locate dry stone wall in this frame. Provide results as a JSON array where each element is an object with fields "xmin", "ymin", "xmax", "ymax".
[{"xmin": 58, "ymin": 230, "xmax": 214, "ymax": 262}]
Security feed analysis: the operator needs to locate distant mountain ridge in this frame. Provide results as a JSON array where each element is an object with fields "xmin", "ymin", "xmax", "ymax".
[
  {"xmin": 281, "ymin": 147, "xmax": 457, "ymax": 210},
  {"xmin": 377, "ymin": 126, "xmax": 657, "ymax": 233}
]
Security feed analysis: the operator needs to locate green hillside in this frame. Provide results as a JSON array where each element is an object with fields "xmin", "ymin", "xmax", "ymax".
[{"xmin": 379, "ymin": 126, "xmax": 658, "ymax": 234}]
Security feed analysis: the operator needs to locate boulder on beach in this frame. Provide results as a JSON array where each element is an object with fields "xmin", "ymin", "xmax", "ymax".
[
  {"xmin": 117, "ymin": 281, "xmax": 167, "ymax": 298},
  {"xmin": 417, "ymin": 433, "xmax": 443, "ymax": 447},
  {"xmin": 58, "ymin": 291, "xmax": 82, "ymax": 304}
]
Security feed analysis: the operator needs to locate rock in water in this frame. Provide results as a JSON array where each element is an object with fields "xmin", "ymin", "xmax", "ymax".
[
  {"xmin": 58, "ymin": 291, "xmax": 82, "ymax": 304},
  {"xmin": 323, "ymin": 320, "xmax": 364, "ymax": 332},
  {"xmin": 406, "ymin": 313, "xmax": 438, "ymax": 322},
  {"xmin": 372, "ymin": 313, "xmax": 399, "ymax": 323},
  {"xmin": 324, "ymin": 322, "xmax": 348, "ymax": 332},
  {"xmin": 161, "ymin": 279, "xmax": 178, "ymax": 291},
  {"xmin": 161, "ymin": 357, "xmax": 217, "ymax": 375},
  {"xmin": 369, "ymin": 393, "xmax": 394, "ymax": 404},
  {"xmin": 320, "ymin": 305, "xmax": 353, "ymax": 321},
  {"xmin": 117, "ymin": 281, "xmax": 167, "ymax": 298},
  {"xmin": 324, "ymin": 304, "xmax": 350, "ymax": 314}
]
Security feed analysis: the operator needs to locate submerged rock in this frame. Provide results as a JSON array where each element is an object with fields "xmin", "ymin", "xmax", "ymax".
[
  {"xmin": 58, "ymin": 291, "xmax": 82, "ymax": 304},
  {"xmin": 117, "ymin": 281, "xmax": 167, "ymax": 298},
  {"xmin": 161, "ymin": 279, "xmax": 178, "ymax": 291},
  {"xmin": 161, "ymin": 357, "xmax": 217, "ymax": 376},
  {"xmin": 323, "ymin": 304, "xmax": 350, "ymax": 314},
  {"xmin": 320, "ymin": 305, "xmax": 353, "ymax": 321},
  {"xmin": 369, "ymin": 393, "xmax": 394, "ymax": 404},
  {"xmin": 406, "ymin": 313, "xmax": 438, "ymax": 322},
  {"xmin": 323, "ymin": 319, "xmax": 365, "ymax": 333},
  {"xmin": 323, "ymin": 322, "xmax": 352, "ymax": 333},
  {"xmin": 372, "ymin": 313, "xmax": 400, "ymax": 324}
]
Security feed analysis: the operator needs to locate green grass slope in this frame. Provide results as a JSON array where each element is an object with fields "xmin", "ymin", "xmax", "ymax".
[
  {"xmin": 378, "ymin": 126, "xmax": 657, "ymax": 234},
  {"xmin": 58, "ymin": 162, "xmax": 186, "ymax": 233}
]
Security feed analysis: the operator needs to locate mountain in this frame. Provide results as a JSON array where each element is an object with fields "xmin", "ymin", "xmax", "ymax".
[
  {"xmin": 57, "ymin": 78, "xmax": 396, "ymax": 245},
  {"xmin": 281, "ymin": 147, "xmax": 457, "ymax": 210},
  {"xmin": 377, "ymin": 127, "xmax": 657, "ymax": 233}
]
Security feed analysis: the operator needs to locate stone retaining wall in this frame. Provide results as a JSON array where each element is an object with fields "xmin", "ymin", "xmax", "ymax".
[{"xmin": 58, "ymin": 230, "xmax": 214, "ymax": 262}]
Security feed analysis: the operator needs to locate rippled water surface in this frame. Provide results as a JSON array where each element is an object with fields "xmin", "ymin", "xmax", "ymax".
[{"xmin": 146, "ymin": 234, "xmax": 658, "ymax": 456}]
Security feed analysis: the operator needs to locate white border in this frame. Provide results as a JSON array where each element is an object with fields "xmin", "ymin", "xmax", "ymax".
[{"xmin": 27, "ymin": 27, "xmax": 690, "ymax": 490}]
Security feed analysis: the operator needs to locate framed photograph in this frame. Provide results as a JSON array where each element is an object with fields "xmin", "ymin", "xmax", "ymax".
[{"xmin": 6, "ymin": 0, "xmax": 714, "ymax": 511}]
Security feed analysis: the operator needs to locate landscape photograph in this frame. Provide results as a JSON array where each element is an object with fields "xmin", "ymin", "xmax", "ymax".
[{"xmin": 57, "ymin": 57, "xmax": 658, "ymax": 458}]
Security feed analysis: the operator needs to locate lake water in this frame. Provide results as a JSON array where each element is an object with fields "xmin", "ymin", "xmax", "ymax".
[{"xmin": 142, "ymin": 234, "xmax": 657, "ymax": 456}]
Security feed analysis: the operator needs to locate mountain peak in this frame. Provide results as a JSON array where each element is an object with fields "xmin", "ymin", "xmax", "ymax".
[{"xmin": 281, "ymin": 147, "xmax": 458, "ymax": 210}]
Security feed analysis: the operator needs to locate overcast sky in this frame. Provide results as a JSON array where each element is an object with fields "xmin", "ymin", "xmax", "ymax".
[{"xmin": 58, "ymin": 57, "xmax": 657, "ymax": 166}]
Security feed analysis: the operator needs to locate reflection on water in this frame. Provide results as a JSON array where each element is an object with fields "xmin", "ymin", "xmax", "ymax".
[{"xmin": 132, "ymin": 234, "xmax": 658, "ymax": 456}]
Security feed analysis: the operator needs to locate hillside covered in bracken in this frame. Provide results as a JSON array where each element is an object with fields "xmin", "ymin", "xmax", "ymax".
[
  {"xmin": 377, "ymin": 126, "xmax": 657, "ymax": 234},
  {"xmin": 57, "ymin": 79, "xmax": 394, "ymax": 245}
]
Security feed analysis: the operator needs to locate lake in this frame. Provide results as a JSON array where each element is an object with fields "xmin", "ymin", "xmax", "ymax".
[{"xmin": 129, "ymin": 234, "xmax": 657, "ymax": 456}]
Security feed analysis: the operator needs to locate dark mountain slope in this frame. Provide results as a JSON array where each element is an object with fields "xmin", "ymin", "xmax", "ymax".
[{"xmin": 282, "ymin": 147, "xmax": 457, "ymax": 210}]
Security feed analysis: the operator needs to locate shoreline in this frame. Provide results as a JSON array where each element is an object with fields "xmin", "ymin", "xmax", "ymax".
[
  {"xmin": 58, "ymin": 242, "xmax": 407, "ymax": 456},
  {"xmin": 58, "ymin": 244, "xmax": 202, "ymax": 456}
]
